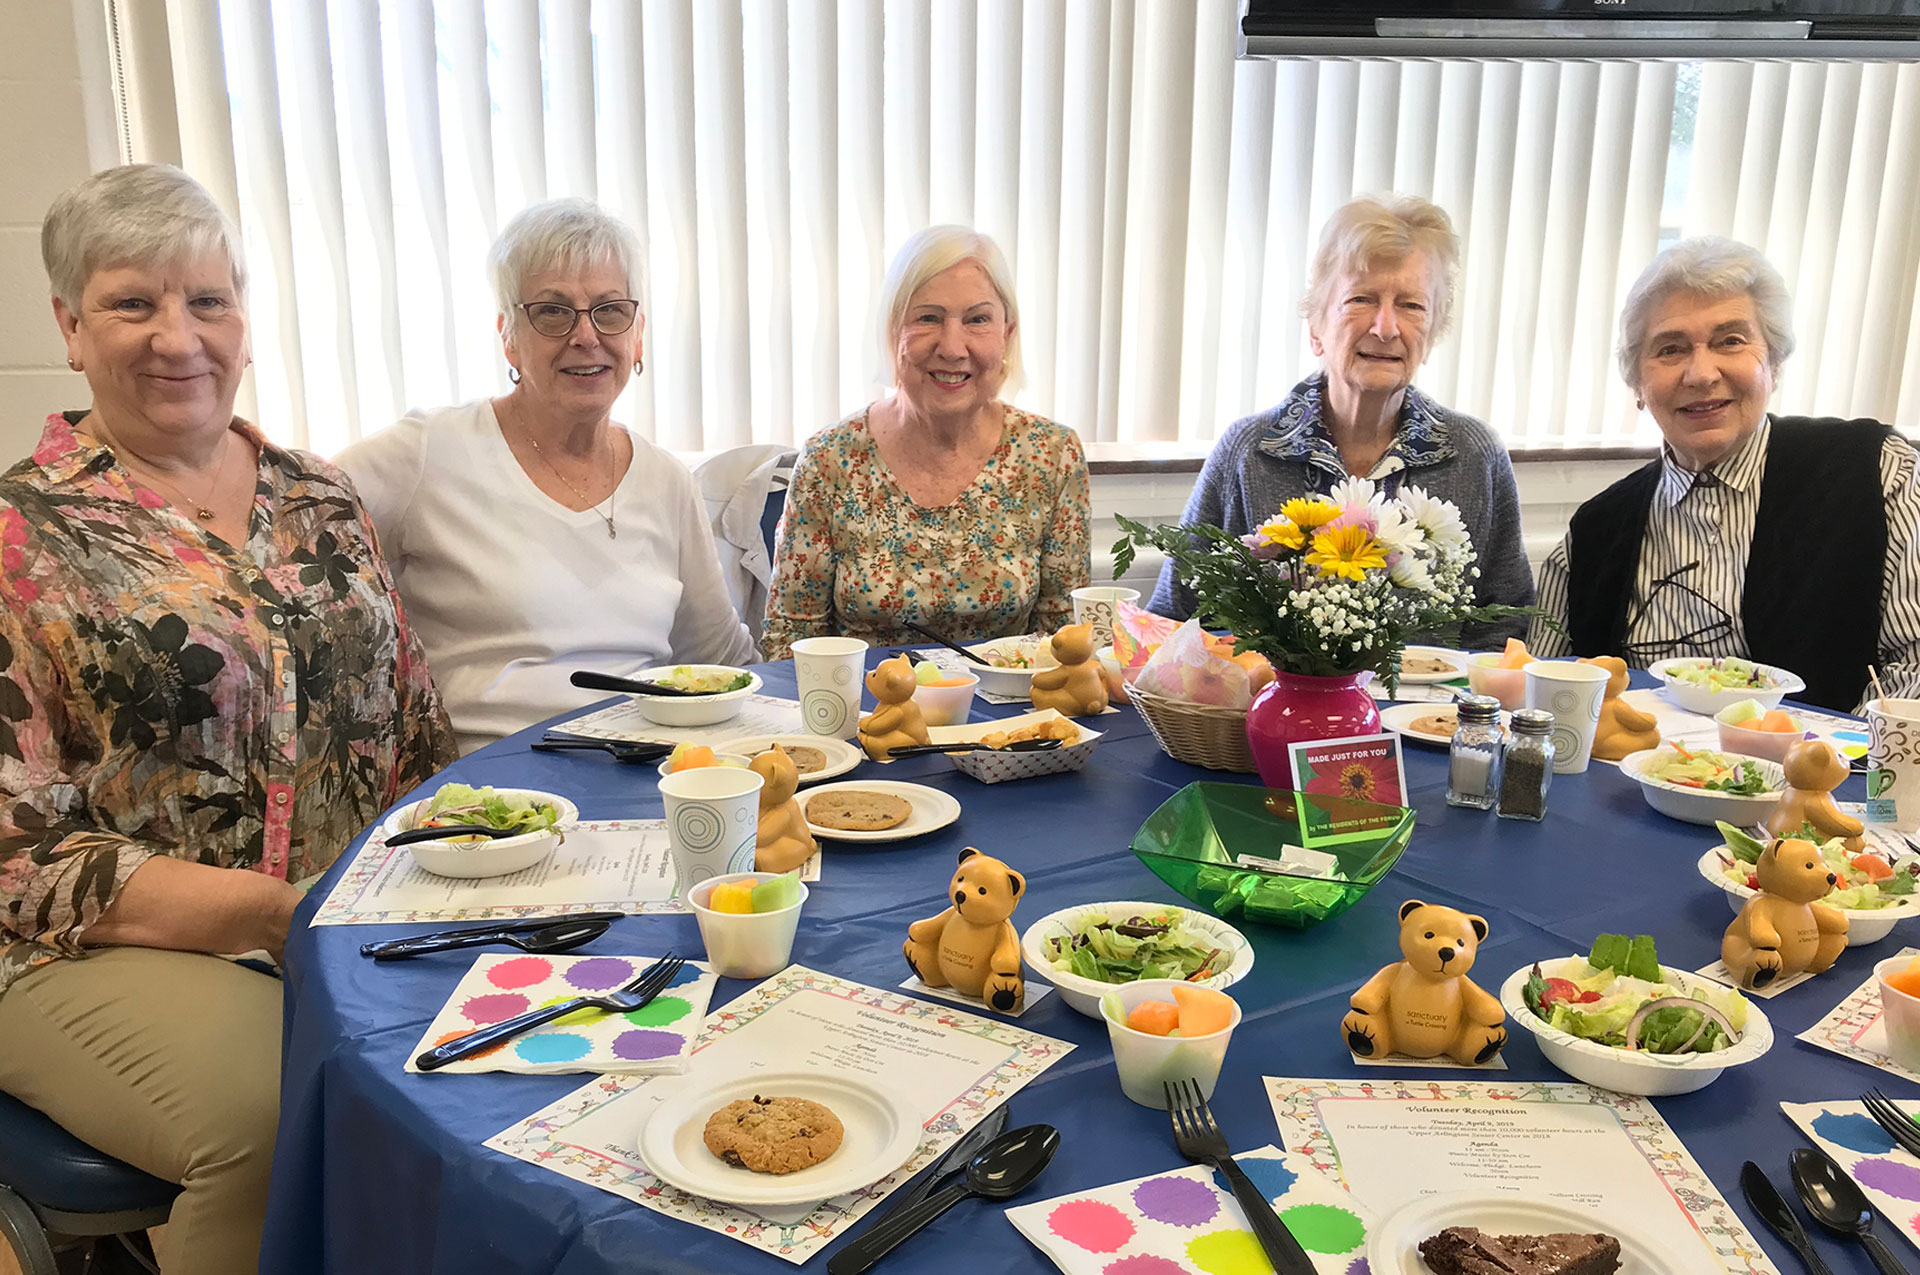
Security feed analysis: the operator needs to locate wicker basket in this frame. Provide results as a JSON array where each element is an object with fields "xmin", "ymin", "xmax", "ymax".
[{"xmin": 1127, "ymin": 683, "xmax": 1258, "ymax": 773}]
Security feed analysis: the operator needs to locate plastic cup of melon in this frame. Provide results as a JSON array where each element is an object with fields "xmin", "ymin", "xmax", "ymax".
[
  {"xmin": 1466, "ymin": 655, "xmax": 1528, "ymax": 710},
  {"xmin": 1713, "ymin": 703, "xmax": 1806, "ymax": 764},
  {"xmin": 1101, "ymin": 979, "xmax": 1242, "ymax": 1109}
]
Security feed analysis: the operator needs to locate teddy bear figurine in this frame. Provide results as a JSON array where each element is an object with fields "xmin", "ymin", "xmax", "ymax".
[
  {"xmin": 1029, "ymin": 623, "xmax": 1109, "ymax": 717},
  {"xmin": 1341, "ymin": 899, "xmax": 1508, "ymax": 1065},
  {"xmin": 904, "ymin": 847, "xmax": 1026, "ymax": 1011},
  {"xmin": 857, "ymin": 653, "xmax": 930, "ymax": 762},
  {"xmin": 750, "ymin": 745, "xmax": 818, "ymax": 874},
  {"xmin": 1721, "ymin": 836, "xmax": 1850, "ymax": 989},
  {"xmin": 1766, "ymin": 739, "xmax": 1866, "ymax": 853},
  {"xmin": 1579, "ymin": 655, "xmax": 1660, "ymax": 761}
]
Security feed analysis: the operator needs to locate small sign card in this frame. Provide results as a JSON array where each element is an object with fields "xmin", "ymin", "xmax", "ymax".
[{"xmin": 1285, "ymin": 732, "xmax": 1408, "ymax": 846}]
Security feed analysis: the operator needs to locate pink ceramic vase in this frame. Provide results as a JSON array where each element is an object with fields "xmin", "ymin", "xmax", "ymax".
[{"xmin": 1245, "ymin": 671, "xmax": 1382, "ymax": 789}]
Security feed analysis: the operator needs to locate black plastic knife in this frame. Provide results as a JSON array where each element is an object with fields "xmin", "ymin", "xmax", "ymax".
[
  {"xmin": 1743, "ymin": 1159, "xmax": 1840, "ymax": 1275},
  {"xmin": 892, "ymin": 1105, "xmax": 1012, "ymax": 1213},
  {"xmin": 358, "ymin": 911, "xmax": 629, "ymax": 959}
]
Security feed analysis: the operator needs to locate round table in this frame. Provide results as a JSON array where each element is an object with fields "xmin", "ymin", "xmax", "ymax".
[{"xmin": 262, "ymin": 661, "xmax": 1907, "ymax": 1273}]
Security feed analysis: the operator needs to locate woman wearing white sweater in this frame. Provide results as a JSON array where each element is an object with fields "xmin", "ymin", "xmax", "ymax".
[{"xmin": 338, "ymin": 199, "xmax": 755, "ymax": 754}]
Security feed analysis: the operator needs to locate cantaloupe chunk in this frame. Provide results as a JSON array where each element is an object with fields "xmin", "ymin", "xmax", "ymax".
[
  {"xmin": 1755, "ymin": 709, "xmax": 1799, "ymax": 733},
  {"xmin": 1495, "ymin": 638, "xmax": 1534, "ymax": 670},
  {"xmin": 668, "ymin": 743, "xmax": 718, "ymax": 772},
  {"xmin": 1169, "ymin": 983, "xmax": 1235, "ymax": 1037},
  {"xmin": 1125, "ymin": 1000, "xmax": 1180, "ymax": 1036}
]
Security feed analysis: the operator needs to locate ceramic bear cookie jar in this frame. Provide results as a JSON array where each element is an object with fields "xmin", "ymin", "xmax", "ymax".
[
  {"xmin": 1579, "ymin": 655, "xmax": 1660, "ymax": 761},
  {"xmin": 903, "ymin": 847, "xmax": 1026, "ymax": 1011},
  {"xmin": 1341, "ymin": 899, "xmax": 1508, "ymax": 1065},
  {"xmin": 750, "ymin": 745, "xmax": 818, "ymax": 874},
  {"xmin": 1767, "ymin": 739, "xmax": 1867, "ymax": 853},
  {"xmin": 857, "ymin": 653, "xmax": 930, "ymax": 762},
  {"xmin": 1029, "ymin": 623, "xmax": 1109, "ymax": 717},
  {"xmin": 1721, "ymin": 836, "xmax": 1849, "ymax": 989}
]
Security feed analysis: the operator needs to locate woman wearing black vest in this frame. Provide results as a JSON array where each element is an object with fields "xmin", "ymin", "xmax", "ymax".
[{"xmin": 1528, "ymin": 236, "xmax": 1920, "ymax": 713}]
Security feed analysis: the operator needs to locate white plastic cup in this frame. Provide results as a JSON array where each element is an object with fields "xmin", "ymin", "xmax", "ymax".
[
  {"xmin": 910, "ymin": 673, "xmax": 978, "ymax": 728},
  {"xmin": 1523, "ymin": 660, "xmax": 1612, "ymax": 775},
  {"xmin": 1071, "ymin": 586, "xmax": 1142, "ymax": 650},
  {"xmin": 689, "ymin": 871, "xmax": 809, "ymax": 979},
  {"xmin": 791, "ymin": 636, "xmax": 869, "ymax": 738},
  {"xmin": 1466, "ymin": 655, "xmax": 1528, "ymax": 710},
  {"xmin": 1867, "ymin": 698, "xmax": 1920, "ymax": 833},
  {"xmin": 658, "ymin": 766, "xmax": 764, "ymax": 892},
  {"xmin": 1102, "ymin": 978, "xmax": 1242, "ymax": 1109},
  {"xmin": 1876, "ymin": 955, "xmax": 1920, "ymax": 1069}
]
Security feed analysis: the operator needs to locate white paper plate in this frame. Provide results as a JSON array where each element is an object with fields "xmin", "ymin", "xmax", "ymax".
[
  {"xmin": 1368, "ymin": 1191, "xmax": 1679, "ymax": 1275},
  {"xmin": 716, "ymin": 734, "xmax": 864, "ymax": 784},
  {"xmin": 637, "ymin": 1069, "xmax": 922, "ymax": 1206},
  {"xmin": 1397, "ymin": 645, "xmax": 1470, "ymax": 685},
  {"xmin": 1377, "ymin": 701, "xmax": 1509, "ymax": 749},
  {"xmin": 801, "ymin": 780, "xmax": 962, "ymax": 844}
]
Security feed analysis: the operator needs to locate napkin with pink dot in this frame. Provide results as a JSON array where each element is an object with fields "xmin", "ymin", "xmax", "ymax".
[{"xmin": 403, "ymin": 953, "xmax": 717, "ymax": 1076}]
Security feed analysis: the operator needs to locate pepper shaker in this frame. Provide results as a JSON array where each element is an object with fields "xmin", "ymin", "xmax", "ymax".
[
  {"xmin": 1446, "ymin": 695, "xmax": 1504, "ymax": 811},
  {"xmin": 1498, "ymin": 709, "xmax": 1556, "ymax": 821}
]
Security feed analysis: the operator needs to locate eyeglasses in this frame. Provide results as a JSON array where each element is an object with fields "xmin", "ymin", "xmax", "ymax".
[
  {"xmin": 517, "ymin": 299, "xmax": 639, "ymax": 338},
  {"xmin": 1621, "ymin": 561, "xmax": 1736, "ymax": 664}
]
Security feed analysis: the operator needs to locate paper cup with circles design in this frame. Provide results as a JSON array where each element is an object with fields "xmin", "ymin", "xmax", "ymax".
[
  {"xmin": 790, "ymin": 636, "xmax": 868, "ymax": 738},
  {"xmin": 658, "ymin": 766, "xmax": 764, "ymax": 895},
  {"xmin": 1868, "ymin": 698, "xmax": 1920, "ymax": 833},
  {"xmin": 1070, "ymin": 586, "xmax": 1141, "ymax": 649},
  {"xmin": 1522, "ymin": 660, "xmax": 1611, "ymax": 775}
]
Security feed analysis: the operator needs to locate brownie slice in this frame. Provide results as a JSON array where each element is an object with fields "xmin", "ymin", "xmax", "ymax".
[{"xmin": 1418, "ymin": 1226, "xmax": 1622, "ymax": 1275}]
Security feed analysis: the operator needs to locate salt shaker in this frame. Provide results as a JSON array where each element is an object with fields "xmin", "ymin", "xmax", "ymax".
[
  {"xmin": 1497, "ymin": 709, "xmax": 1556, "ymax": 821},
  {"xmin": 1446, "ymin": 695, "xmax": 1504, "ymax": 811}
]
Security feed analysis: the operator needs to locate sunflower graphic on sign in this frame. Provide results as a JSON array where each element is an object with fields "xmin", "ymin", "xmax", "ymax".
[{"xmin": 1287, "ymin": 734, "xmax": 1407, "ymax": 845}]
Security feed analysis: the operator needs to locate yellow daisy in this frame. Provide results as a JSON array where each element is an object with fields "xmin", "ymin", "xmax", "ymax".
[
  {"xmin": 1253, "ymin": 517, "xmax": 1306, "ymax": 551},
  {"xmin": 1282, "ymin": 497, "xmax": 1343, "ymax": 530},
  {"xmin": 1306, "ymin": 525, "xmax": 1388, "ymax": 581}
]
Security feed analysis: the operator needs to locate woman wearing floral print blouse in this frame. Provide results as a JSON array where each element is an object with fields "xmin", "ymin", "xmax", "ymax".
[
  {"xmin": 762, "ymin": 225, "xmax": 1092, "ymax": 659},
  {"xmin": 0, "ymin": 165, "xmax": 455, "ymax": 1275}
]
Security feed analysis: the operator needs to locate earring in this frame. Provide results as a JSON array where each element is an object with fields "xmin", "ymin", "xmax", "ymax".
[
  {"xmin": 635, "ymin": 357, "xmax": 644, "ymax": 375},
  {"xmin": 508, "ymin": 366, "xmax": 521, "ymax": 385},
  {"xmin": 1635, "ymin": 399, "xmax": 1644, "ymax": 411},
  {"xmin": 66, "ymin": 357, "xmax": 80, "ymax": 372}
]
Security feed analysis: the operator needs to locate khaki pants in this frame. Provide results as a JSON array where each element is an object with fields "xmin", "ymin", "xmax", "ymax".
[{"xmin": 0, "ymin": 949, "xmax": 282, "ymax": 1275}]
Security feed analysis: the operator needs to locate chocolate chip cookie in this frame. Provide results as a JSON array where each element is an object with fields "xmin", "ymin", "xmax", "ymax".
[
  {"xmin": 805, "ymin": 790, "xmax": 912, "ymax": 831},
  {"xmin": 702, "ymin": 1095, "xmax": 845, "ymax": 1174}
]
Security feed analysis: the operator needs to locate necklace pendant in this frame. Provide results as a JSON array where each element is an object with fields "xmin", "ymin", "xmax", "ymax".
[
  {"xmin": 607, "ymin": 522, "xmax": 617, "ymax": 540},
  {"xmin": 196, "ymin": 507, "xmax": 216, "ymax": 522}
]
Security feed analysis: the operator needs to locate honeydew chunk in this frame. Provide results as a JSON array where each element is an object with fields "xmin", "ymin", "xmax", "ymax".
[
  {"xmin": 750, "ymin": 871, "xmax": 803, "ymax": 913},
  {"xmin": 1720, "ymin": 698, "xmax": 1765, "ymax": 726}
]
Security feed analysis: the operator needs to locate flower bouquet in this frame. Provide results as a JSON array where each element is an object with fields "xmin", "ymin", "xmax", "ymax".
[{"xmin": 1114, "ymin": 477, "xmax": 1523, "ymax": 691}]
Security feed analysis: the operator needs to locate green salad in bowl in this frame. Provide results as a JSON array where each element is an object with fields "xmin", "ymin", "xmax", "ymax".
[
  {"xmin": 414, "ymin": 783, "xmax": 562, "ymax": 840},
  {"xmin": 1020, "ymin": 900, "xmax": 1254, "ymax": 1018}
]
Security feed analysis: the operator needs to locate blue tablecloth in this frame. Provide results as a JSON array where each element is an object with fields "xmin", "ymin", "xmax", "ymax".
[{"xmin": 263, "ymin": 663, "xmax": 1910, "ymax": 1273}]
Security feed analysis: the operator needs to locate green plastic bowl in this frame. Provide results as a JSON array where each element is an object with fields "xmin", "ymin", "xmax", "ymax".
[{"xmin": 1129, "ymin": 783, "xmax": 1414, "ymax": 928}]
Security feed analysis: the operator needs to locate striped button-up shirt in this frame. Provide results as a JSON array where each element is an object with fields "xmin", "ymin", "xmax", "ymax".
[{"xmin": 1530, "ymin": 417, "xmax": 1920, "ymax": 710}]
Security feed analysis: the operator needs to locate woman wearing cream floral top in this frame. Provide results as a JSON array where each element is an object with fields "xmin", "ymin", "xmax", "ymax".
[{"xmin": 763, "ymin": 225, "xmax": 1091, "ymax": 659}]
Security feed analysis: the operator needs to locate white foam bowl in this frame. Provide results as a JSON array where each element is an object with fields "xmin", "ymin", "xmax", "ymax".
[
  {"xmin": 625, "ymin": 666, "xmax": 763, "ymax": 727},
  {"xmin": 963, "ymin": 638, "xmax": 1056, "ymax": 699},
  {"xmin": 1020, "ymin": 901, "xmax": 1254, "ymax": 1018},
  {"xmin": 382, "ymin": 789, "xmax": 580, "ymax": 879},
  {"xmin": 1649, "ymin": 657, "xmax": 1805, "ymax": 717},
  {"xmin": 1695, "ymin": 846, "xmax": 1914, "ymax": 945},
  {"xmin": 1618, "ymin": 747, "xmax": 1784, "ymax": 826},
  {"xmin": 1500, "ymin": 958, "xmax": 1773, "ymax": 1095}
]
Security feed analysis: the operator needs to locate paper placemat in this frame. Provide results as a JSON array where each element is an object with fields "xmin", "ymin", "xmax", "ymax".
[
  {"xmin": 550, "ymin": 694, "xmax": 807, "ymax": 744},
  {"xmin": 1693, "ymin": 958, "xmax": 1816, "ymax": 999},
  {"xmin": 1782, "ymin": 1100, "xmax": 1920, "ymax": 1256},
  {"xmin": 1348, "ymin": 1048, "xmax": 1507, "ymax": 1069},
  {"xmin": 1798, "ymin": 947, "xmax": 1920, "ymax": 1082},
  {"xmin": 486, "ymin": 964, "xmax": 1076, "ymax": 1265},
  {"xmin": 1008, "ymin": 1146, "xmax": 1372, "ymax": 1274},
  {"xmin": 1263, "ymin": 1076, "xmax": 1780, "ymax": 1275},
  {"xmin": 898, "ymin": 974, "xmax": 1053, "ymax": 1017},
  {"xmin": 405, "ymin": 954, "xmax": 716, "ymax": 1075}
]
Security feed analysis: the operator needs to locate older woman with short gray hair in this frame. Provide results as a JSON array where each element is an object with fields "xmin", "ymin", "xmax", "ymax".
[
  {"xmin": 339, "ymin": 196, "xmax": 755, "ymax": 753},
  {"xmin": 0, "ymin": 163, "xmax": 454, "ymax": 1275},
  {"xmin": 1148, "ymin": 193, "xmax": 1533, "ymax": 648},
  {"xmin": 1530, "ymin": 235, "xmax": 1920, "ymax": 711}
]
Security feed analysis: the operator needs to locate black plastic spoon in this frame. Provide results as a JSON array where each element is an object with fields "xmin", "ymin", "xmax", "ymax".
[
  {"xmin": 1743, "ymin": 1160, "xmax": 1839, "ymax": 1275},
  {"xmin": 900, "ymin": 619, "xmax": 995, "ymax": 667},
  {"xmin": 570, "ymin": 670, "xmax": 711, "ymax": 697},
  {"xmin": 886, "ymin": 738, "xmax": 1065, "ymax": 758},
  {"xmin": 1791, "ymin": 1148, "xmax": 1912, "ymax": 1275},
  {"xmin": 385, "ymin": 823, "xmax": 525, "ymax": 847},
  {"xmin": 827, "ymin": 1124, "xmax": 1059, "ymax": 1274},
  {"xmin": 531, "ymin": 739, "xmax": 673, "ymax": 763}
]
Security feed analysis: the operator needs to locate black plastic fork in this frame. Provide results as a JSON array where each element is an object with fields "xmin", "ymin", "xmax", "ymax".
[
  {"xmin": 415, "ymin": 953, "xmax": 686, "ymax": 1071},
  {"xmin": 1862, "ymin": 1089, "xmax": 1920, "ymax": 1159},
  {"xmin": 1163, "ymin": 1079, "xmax": 1317, "ymax": 1275}
]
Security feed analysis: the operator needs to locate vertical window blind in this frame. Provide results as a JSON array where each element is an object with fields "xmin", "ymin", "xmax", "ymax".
[{"xmin": 98, "ymin": 0, "xmax": 1920, "ymax": 457}]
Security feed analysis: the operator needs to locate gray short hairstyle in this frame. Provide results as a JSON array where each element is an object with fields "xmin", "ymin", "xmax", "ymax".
[
  {"xmin": 41, "ymin": 164, "xmax": 246, "ymax": 310},
  {"xmin": 489, "ymin": 198, "xmax": 647, "ymax": 341},
  {"xmin": 877, "ymin": 225, "xmax": 1023, "ymax": 392},
  {"xmin": 1300, "ymin": 194, "xmax": 1462, "ymax": 342},
  {"xmin": 1615, "ymin": 236, "xmax": 1795, "ymax": 391}
]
